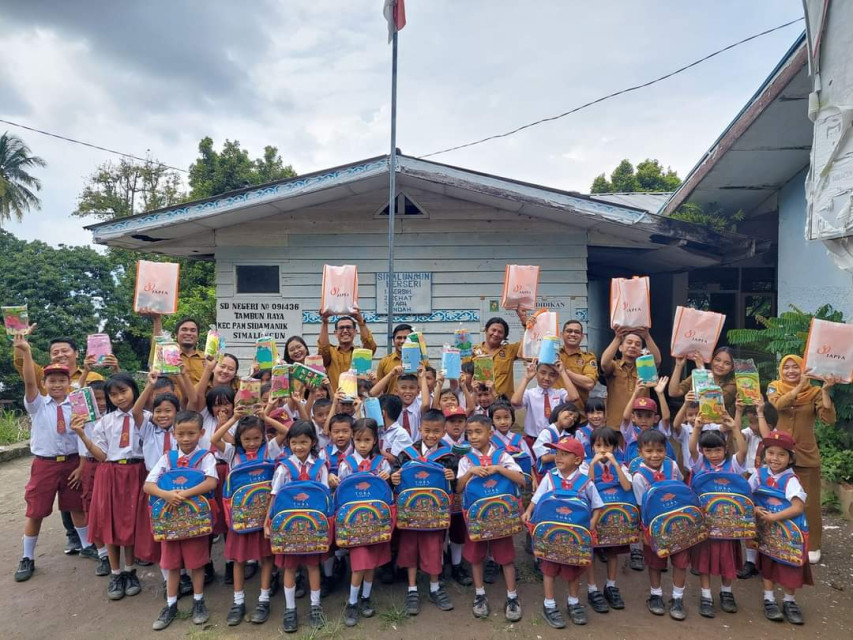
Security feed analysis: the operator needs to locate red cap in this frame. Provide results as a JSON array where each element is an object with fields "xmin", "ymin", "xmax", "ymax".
[
  {"xmin": 632, "ymin": 396, "xmax": 658, "ymax": 413},
  {"xmin": 545, "ymin": 436, "xmax": 585, "ymax": 458},
  {"xmin": 43, "ymin": 363, "xmax": 70, "ymax": 378},
  {"xmin": 443, "ymin": 407, "xmax": 467, "ymax": 419},
  {"xmin": 761, "ymin": 430, "xmax": 796, "ymax": 454}
]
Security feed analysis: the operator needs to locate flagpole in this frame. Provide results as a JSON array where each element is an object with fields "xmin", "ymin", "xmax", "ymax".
[{"xmin": 385, "ymin": 29, "xmax": 398, "ymax": 353}]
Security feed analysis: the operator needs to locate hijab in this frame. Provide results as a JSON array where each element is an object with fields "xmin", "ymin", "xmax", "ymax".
[{"xmin": 769, "ymin": 355, "xmax": 821, "ymax": 406}]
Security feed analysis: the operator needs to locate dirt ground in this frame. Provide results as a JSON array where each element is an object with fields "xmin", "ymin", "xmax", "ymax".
[{"xmin": 1, "ymin": 456, "xmax": 851, "ymax": 640}]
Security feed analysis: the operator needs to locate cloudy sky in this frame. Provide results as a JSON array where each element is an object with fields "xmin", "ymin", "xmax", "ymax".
[{"xmin": 1, "ymin": 0, "xmax": 805, "ymax": 247}]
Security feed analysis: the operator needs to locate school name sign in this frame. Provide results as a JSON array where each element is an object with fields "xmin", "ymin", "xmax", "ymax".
[{"xmin": 376, "ymin": 271, "xmax": 432, "ymax": 314}]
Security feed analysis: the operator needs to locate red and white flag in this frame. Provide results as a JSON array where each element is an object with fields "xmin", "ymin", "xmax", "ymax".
[{"xmin": 383, "ymin": 0, "xmax": 406, "ymax": 43}]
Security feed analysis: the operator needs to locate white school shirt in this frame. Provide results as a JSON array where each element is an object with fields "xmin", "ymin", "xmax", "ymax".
[
  {"xmin": 620, "ymin": 418, "xmax": 670, "ymax": 447},
  {"xmin": 338, "ymin": 452, "xmax": 391, "ymax": 479},
  {"xmin": 140, "ymin": 418, "xmax": 177, "ymax": 470},
  {"xmin": 530, "ymin": 468, "xmax": 604, "ymax": 508},
  {"xmin": 492, "ymin": 430, "xmax": 533, "ymax": 459},
  {"xmin": 24, "ymin": 393, "xmax": 78, "ymax": 457},
  {"xmin": 442, "ymin": 433, "xmax": 467, "ymax": 450},
  {"xmin": 145, "ymin": 445, "xmax": 218, "ymax": 483},
  {"xmin": 198, "ymin": 408, "xmax": 230, "ymax": 461},
  {"xmin": 580, "ymin": 459, "xmax": 632, "ymax": 487},
  {"xmin": 520, "ymin": 386, "xmax": 569, "ymax": 438},
  {"xmin": 380, "ymin": 422, "xmax": 414, "ymax": 457},
  {"xmin": 319, "ymin": 442, "xmax": 354, "ymax": 470},
  {"xmin": 631, "ymin": 462, "xmax": 684, "ymax": 504},
  {"xmin": 314, "ymin": 419, "xmax": 331, "ymax": 449},
  {"xmin": 399, "ymin": 401, "xmax": 421, "ymax": 442},
  {"xmin": 219, "ymin": 441, "xmax": 278, "ymax": 470},
  {"xmin": 532, "ymin": 424, "xmax": 574, "ymax": 459},
  {"xmin": 742, "ymin": 428, "xmax": 761, "ymax": 473},
  {"xmin": 690, "ymin": 453, "xmax": 747, "ymax": 476},
  {"xmin": 77, "ymin": 419, "xmax": 98, "ymax": 458},
  {"xmin": 456, "ymin": 444, "xmax": 521, "ymax": 478},
  {"xmin": 271, "ymin": 453, "xmax": 329, "ymax": 495},
  {"xmin": 747, "ymin": 469, "xmax": 807, "ymax": 503},
  {"xmin": 92, "ymin": 409, "xmax": 147, "ymax": 461}
]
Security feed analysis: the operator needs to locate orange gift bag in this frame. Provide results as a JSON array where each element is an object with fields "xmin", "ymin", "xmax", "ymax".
[
  {"xmin": 501, "ymin": 265, "xmax": 540, "ymax": 310},
  {"xmin": 320, "ymin": 265, "xmax": 359, "ymax": 315},
  {"xmin": 610, "ymin": 276, "xmax": 651, "ymax": 329},
  {"xmin": 670, "ymin": 306, "xmax": 726, "ymax": 363}
]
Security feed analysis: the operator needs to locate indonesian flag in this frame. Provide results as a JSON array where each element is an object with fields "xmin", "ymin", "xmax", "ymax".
[{"xmin": 383, "ymin": 0, "xmax": 406, "ymax": 43}]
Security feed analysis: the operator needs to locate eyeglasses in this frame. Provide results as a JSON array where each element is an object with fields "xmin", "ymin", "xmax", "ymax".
[
  {"xmin": 337, "ymin": 326, "xmax": 355, "ymax": 332},
  {"xmin": 564, "ymin": 329, "xmax": 583, "ymax": 335}
]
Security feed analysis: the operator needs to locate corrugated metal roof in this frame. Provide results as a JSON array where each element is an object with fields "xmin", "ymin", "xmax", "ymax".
[{"xmin": 588, "ymin": 192, "xmax": 673, "ymax": 213}]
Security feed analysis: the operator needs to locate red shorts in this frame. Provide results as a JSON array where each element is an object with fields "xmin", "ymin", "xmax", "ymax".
[
  {"xmin": 225, "ymin": 530, "xmax": 272, "ymax": 563},
  {"xmin": 540, "ymin": 559, "xmax": 585, "ymax": 582},
  {"xmin": 690, "ymin": 539, "xmax": 742, "ymax": 580},
  {"xmin": 160, "ymin": 536, "xmax": 210, "ymax": 571},
  {"xmin": 350, "ymin": 542, "xmax": 392, "ymax": 573},
  {"xmin": 275, "ymin": 553, "xmax": 325, "ymax": 570},
  {"xmin": 80, "ymin": 459, "xmax": 98, "ymax": 514},
  {"xmin": 88, "ymin": 461, "xmax": 146, "ymax": 547},
  {"xmin": 643, "ymin": 544, "xmax": 690, "ymax": 571},
  {"xmin": 758, "ymin": 554, "xmax": 814, "ymax": 591},
  {"xmin": 448, "ymin": 512, "xmax": 466, "ymax": 545},
  {"xmin": 397, "ymin": 530, "xmax": 444, "ymax": 576},
  {"xmin": 463, "ymin": 534, "xmax": 516, "ymax": 566},
  {"xmin": 25, "ymin": 456, "xmax": 83, "ymax": 519}
]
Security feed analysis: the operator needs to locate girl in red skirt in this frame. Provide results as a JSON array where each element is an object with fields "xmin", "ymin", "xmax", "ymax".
[
  {"xmin": 748, "ymin": 430, "xmax": 812, "ymax": 625},
  {"xmin": 266, "ymin": 420, "xmax": 329, "ymax": 633},
  {"xmin": 212, "ymin": 413, "xmax": 289, "ymax": 627},
  {"xmin": 337, "ymin": 418, "xmax": 392, "ymax": 627},
  {"xmin": 688, "ymin": 413, "xmax": 748, "ymax": 618},
  {"xmin": 78, "ymin": 380, "xmax": 110, "ymax": 576},
  {"xmin": 75, "ymin": 373, "xmax": 147, "ymax": 602}
]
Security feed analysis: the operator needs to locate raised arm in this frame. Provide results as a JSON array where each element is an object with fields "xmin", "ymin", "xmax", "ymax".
[
  {"xmin": 726, "ymin": 412, "xmax": 747, "ymax": 467},
  {"xmin": 354, "ymin": 308, "xmax": 376, "ymax": 352},
  {"xmin": 369, "ymin": 365, "xmax": 401, "ymax": 397},
  {"xmin": 210, "ymin": 414, "xmax": 239, "ymax": 451},
  {"xmin": 655, "ymin": 376, "xmax": 671, "ymax": 428},
  {"xmin": 191, "ymin": 356, "xmax": 216, "ymax": 408},
  {"xmin": 418, "ymin": 366, "xmax": 431, "ymax": 414},
  {"xmin": 511, "ymin": 361, "xmax": 537, "ymax": 408},
  {"xmin": 600, "ymin": 330, "xmax": 624, "ymax": 376},
  {"xmin": 14, "ymin": 333, "xmax": 39, "ymax": 403},
  {"xmin": 555, "ymin": 360, "xmax": 580, "ymax": 402},
  {"xmin": 317, "ymin": 312, "xmax": 332, "ymax": 366},
  {"xmin": 638, "ymin": 328, "xmax": 662, "ymax": 366},
  {"xmin": 688, "ymin": 415, "xmax": 703, "ymax": 460},
  {"xmin": 669, "ymin": 356, "xmax": 687, "ymax": 398},
  {"xmin": 133, "ymin": 370, "xmax": 158, "ymax": 427}
]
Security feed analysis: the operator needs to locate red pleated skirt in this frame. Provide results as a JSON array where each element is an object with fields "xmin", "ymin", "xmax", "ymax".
[
  {"xmin": 225, "ymin": 530, "xmax": 272, "ymax": 563},
  {"xmin": 212, "ymin": 461, "xmax": 229, "ymax": 535},
  {"xmin": 275, "ymin": 552, "xmax": 326, "ymax": 569},
  {"xmin": 758, "ymin": 553, "xmax": 814, "ymax": 590},
  {"xmin": 349, "ymin": 542, "xmax": 392, "ymax": 572},
  {"xmin": 88, "ymin": 462, "xmax": 146, "ymax": 547},
  {"xmin": 133, "ymin": 493, "xmax": 161, "ymax": 564},
  {"xmin": 80, "ymin": 459, "xmax": 99, "ymax": 514},
  {"xmin": 690, "ymin": 539, "xmax": 743, "ymax": 580}
]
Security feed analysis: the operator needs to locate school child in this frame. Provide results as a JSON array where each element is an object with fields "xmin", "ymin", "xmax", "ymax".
[
  {"xmin": 268, "ymin": 420, "xmax": 329, "ymax": 633},
  {"xmin": 473, "ymin": 379, "xmax": 498, "ymax": 416},
  {"xmin": 321, "ymin": 414, "xmax": 355, "ymax": 486},
  {"xmin": 584, "ymin": 398, "xmax": 607, "ymax": 431},
  {"xmin": 144, "ymin": 411, "xmax": 219, "ymax": 630},
  {"xmin": 13, "ymin": 334, "xmax": 88, "ymax": 583},
  {"xmin": 687, "ymin": 412, "xmax": 748, "ymax": 617},
  {"xmin": 375, "ymin": 323, "xmax": 412, "ymax": 394},
  {"xmin": 523, "ymin": 437, "xmax": 603, "ymax": 627},
  {"xmin": 532, "ymin": 402, "xmax": 582, "ymax": 477},
  {"xmin": 738, "ymin": 401, "xmax": 773, "ymax": 579},
  {"xmin": 620, "ymin": 379, "xmax": 672, "ymax": 465},
  {"xmin": 583, "ymin": 426, "xmax": 633, "ymax": 612},
  {"xmin": 748, "ymin": 430, "xmax": 811, "ymax": 625},
  {"xmin": 442, "ymin": 406, "xmax": 469, "ymax": 451},
  {"xmin": 670, "ymin": 393, "xmax": 699, "ymax": 475},
  {"xmin": 489, "ymin": 402, "xmax": 533, "ymax": 460},
  {"xmin": 457, "ymin": 415, "xmax": 527, "ymax": 621},
  {"xmin": 310, "ymin": 398, "xmax": 333, "ymax": 449},
  {"xmin": 378, "ymin": 394, "xmax": 414, "ymax": 461},
  {"xmin": 396, "ymin": 373, "xmax": 424, "ymax": 440},
  {"xmin": 439, "ymin": 406, "xmax": 471, "ymax": 585},
  {"xmin": 75, "ymin": 372, "xmax": 149, "ymax": 601},
  {"xmin": 632, "ymin": 429, "xmax": 690, "ymax": 620},
  {"xmin": 390, "ymin": 409, "xmax": 457, "ymax": 615},
  {"xmin": 211, "ymin": 414, "xmax": 282, "ymax": 626},
  {"xmin": 511, "ymin": 360, "xmax": 579, "ymax": 450},
  {"xmin": 340, "ymin": 418, "xmax": 394, "ymax": 626}
]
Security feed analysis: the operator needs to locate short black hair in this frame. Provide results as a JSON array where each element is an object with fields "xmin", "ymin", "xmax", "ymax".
[
  {"xmin": 397, "ymin": 374, "xmax": 418, "ymax": 385},
  {"xmin": 352, "ymin": 418, "xmax": 381, "ymax": 456},
  {"xmin": 392, "ymin": 323, "xmax": 413, "ymax": 338},
  {"xmin": 329, "ymin": 413, "xmax": 355, "ymax": 430},
  {"xmin": 638, "ymin": 428, "xmax": 667, "ymax": 448},
  {"xmin": 205, "ymin": 385, "xmax": 235, "ymax": 416},
  {"xmin": 335, "ymin": 316, "xmax": 356, "ymax": 330},
  {"xmin": 312, "ymin": 398, "xmax": 333, "ymax": 412},
  {"xmin": 466, "ymin": 414, "xmax": 492, "ymax": 429},
  {"xmin": 550, "ymin": 401, "xmax": 580, "ymax": 426},
  {"xmin": 174, "ymin": 317, "xmax": 200, "ymax": 333},
  {"xmin": 425, "ymin": 366, "xmax": 436, "ymax": 376},
  {"xmin": 699, "ymin": 429, "xmax": 727, "ymax": 450},
  {"xmin": 461, "ymin": 361, "xmax": 475, "ymax": 376},
  {"xmin": 234, "ymin": 415, "xmax": 264, "ymax": 450},
  {"xmin": 175, "ymin": 410, "xmax": 203, "ymax": 429},
  {"xmin": 584, "ymin": 397, "xmax": 606, "ymax": 414},
  {"xmin": 153, "ymin": 376, "xmax": 175, "ymax": 391},
  {"xmin": 153, "ymin": 392, "xmax": 180, "ymax": 412},
  {"xmin": 104, "ymin": 373, "xmax": 140, "ymax": 412},
  {"xmin": 484, "ymin": 317, "xmax": 510, "ymax": 340},
  {"xmin": 286, "ymin": 419, "xmax": 319, "ymax": 455},
  {"xmin": 379, "ymin": 394, "xmax": 403, "ymax": 422},
  {"xmin": 86, "ymin": 380, "xmax": 106, "ymax": 392},
  {"xmin": 563, "ymin": 319, "xmax": 584, "ymax": 331},
  {"xmin": 488, "ymin": 402, "xmax": 515, "ymax": 423},
  {"xmin": 422, "ymin": 408, "xmax": 446, "ymax": 424},
  {"xmin": 260, "ymin": 382, "xmax": 272, "ymax": 395},
  {"xmin": 590, "ymin": 426, "xmax": 619, "ymax": 448},
  {"xmin": 49, "ymin": 337, "xmax": 78, "ymax": 353}
]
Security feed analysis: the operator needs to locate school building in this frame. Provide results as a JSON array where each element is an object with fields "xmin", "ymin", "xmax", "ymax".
[{"xmin": 87, "ymin": 154, "xmax": 759, "ymax": 374}]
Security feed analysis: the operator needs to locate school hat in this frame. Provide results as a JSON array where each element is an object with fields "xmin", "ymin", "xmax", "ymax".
[
  {"xmin": 443, "ymin": 407, "xmax": 467, "ymax": 419},
  {"xmin": 632, "ymin": 396, "xmax": 658, "ymax": 413},
  {"xmin": 761, "ymin": 430, "xmax": 795, "ymax": 454},
  {"xmin": 545, "ymin": 436, "xmax": 585, "ymax": 458},
  {"xmin": 43, "ymin": 363, "xmax": 70, "ymax": 378}
]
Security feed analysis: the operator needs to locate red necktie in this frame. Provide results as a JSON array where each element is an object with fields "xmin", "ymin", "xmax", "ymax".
[
  {"xmin": 561, "ymin": 476, "xmax": 571, "ymax": 490},
  {"xmin": 163, "ymin": 431, "xmax": 171, "ymax": 454},
  {"xmin": 246, "ymin": 451, "xmax": 258, "ymax": 461},
  {"xmin": 337, "ymin": 452, "xmax": 345, "ymax": 468},
  {"xmin": 358, "ymin": 459, "xmax": 372, "ymax": 472},
  {"xmin": 402, "ymin": 409, "xmax": 411, "ymax": 435},
  {"xmin": 767, "ymin": 476, "xmax": 778, "ymax": 489},
  {"xmin": 299, "ymin": 463, "xmax": 310, "ymax": 481},
  {"xmin": 600, "ymin": 464, "xmax": 613, "ymax": 483},
  {"xmin": 56, "ymin": 405, "xmax": 67, "ymax": 435},
  {"xmin": 479, "ymin": 455, "xmax": 491, "ymax": 467},
  {"xmin": 119, "ymin": 415, "xmax": 130, "ymax": 448},
  {"xmin": 653, "ymin": 470, "xmax": 665, "ymax": 483},
  {"xmin": 177, "ymin": 455, "xmax": 190, "ymax": 468},
  {"xmin": 543, "ymin": 392, "xmax": 552, "ymax": 420}
]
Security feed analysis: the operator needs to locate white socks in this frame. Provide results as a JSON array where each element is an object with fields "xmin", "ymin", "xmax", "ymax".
[
  {"xmin": 284, "ymin": 586, "xmax": 296, "ymax": 609},
  {"xmin": 259, "ymin": 588, "xmax": 271, "ymax": 603},
  {"xmin": 567, "ymin": 596, "xmax": 579, "ymax": 605},
  {"xmin": 349, "ymin": 585, "xmax": 360, "ymax": 605},
  {"xmin": 167, "ymin": 595, "xmax": 177, "ymax": 606},
  {"xmin": 74, "ymin": 526, "xmax": 90, "ymax": 549},
  {"xmin": 544, "ymin": 598, "xmax": 556, "ymax": 608},
  {"xmin": 764, "ymin": 590, "xmax": 775, "ymax": 602},
  {"xmin": 234, "ymin": 590, "xmax": 245, "ymax": 605},
  {"xmin": 650, "ymin": 587, "xmax": 663, "ymax": 596},
  {"xmin": 310, "ymin": 589, "xmax": 321, "ymax": 606},
  {"xmin": 430, "ymin": 582, "xmax": 440, "ymax": 593},
  {"xmin": 701, "ymin": 588, "xmax": 712, "ymax": 599},
  {"xmin": 672, "ymin": 586, "xmax": 685, "ymax": 599},
  {"xmin": 22, "ymin": 535, "xmax": 37, "ymax": 559},
  {"xmin": 450, "ymin": 542, "xmax": 463, "ymax": 565},
  {"xmin": 587, "ymin": 583, "xmax": 598, "ymax": 594},
  {"xmin": 193, "ymin": 593, "xmax": 203, "ymax": 601},
  {"xmin": 362, "ymin": 581, "xmax": 373, "ymax": 598},
  {"xmin": 606, "ymin": 579, "xmax": 616, "ymax": 588}
]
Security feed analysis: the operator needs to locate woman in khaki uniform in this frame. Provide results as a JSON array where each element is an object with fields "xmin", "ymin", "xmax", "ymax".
[
  {"xmin": 766, "ymin": 354, "xmax": 837, "ymax": 564},
  {"xmin": 669, "ymin": 346, "xmax": 737, "ymax": 416}
]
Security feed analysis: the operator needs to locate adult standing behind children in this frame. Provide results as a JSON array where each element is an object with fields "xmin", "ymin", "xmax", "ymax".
[
  {"xmin": 668, "ymin": 347, "xmax": 737, "ymax": 416},
  {"xmin": 152, "ymin": 316, "xmax": 206, "ymax": 386},
  {"xmin": 318, "ymin": 309, "xmax": 376, "ymax": 391},
  {"xmin": 600, "ymin": 328, "xmax": 661, "ymax": 429},
  {"xmin": 471, "ymin": 312, "xmax": 527, "ymax": 399},
  {"xmin": 375, "ymin": 323, "xmax": 412, "ymax": 395},
  {"xmin": 552, "ymin": 320, "xmax": 598, "ymax": 414},
  {"xmin": 766, "ymin": 354, "xmax": 838, "ymax": 564}
]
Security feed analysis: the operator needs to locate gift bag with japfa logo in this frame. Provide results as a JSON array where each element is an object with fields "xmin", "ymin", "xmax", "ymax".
[
  {"xmin": 134, "ymin": 260, "xmax": 180, "ymax": 315},
  {"xmin": 670, "ymin": 306, "xmax": 726, "ymax": 364},
  {"xmin": 803, "ymin": 318, "xmax": 853, "ymax": 383},
  {"xmin": 501, "ymin": 265, "xmax": 540, "ymax": 310},
  {"xmin": 521, "ymin": 309, "xmax": 559, "ymax": 359},
  {"xmin": 320, "ymin": 265, "xmax": 358, "ymax": 315},
  {"xmin": 609, "ymin": 276, "xmax": 651, "ymax": 329}
]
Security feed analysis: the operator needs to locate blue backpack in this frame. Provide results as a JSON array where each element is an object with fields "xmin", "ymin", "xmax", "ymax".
[
  {"xmin": 334, "ymin": 456, "xmax": 395, "ymax": 548},
  {"xmin": 590, "ymin": 461, "xmax": 640, "ymax": 547},
  {"xmin": 223, "ymin": 445, "xmax": 275, "ymax": 534},
  {"xmin": 396, "ymin": 455, "xmax": 451, "ymax": 531},
  {"xmin": 753, "ymin": 468, "xmax": 809, "ymax": 567},
  {"xmin": 530, "ymin": 471, "xmax": 593, "ymax": 565},
  {"xmin": 641, "ymin": 477, "xmax": 708, "ymax": 558},
  {"xmin": 534, "ymin": 426, "xmax": 569, "ymax": 475},
  {"xmin": 149, "ymin": 450, "xmax": 214, "ymax": 542},
  {"xmin": 576, "ymin": 424, "xmax": 593, "ymax": 458},
  {"xmin": 270, "ymin": 459, "xmax": 333, "ymax": 554},
  {"xmin": 691, "ymin": 471, "xmax": 756, "ymax": 541},
  {"xmin": 491, "ymin": 435, "xmax": 534, "ymax": 505},
  {"xmin": 324, "ymin": 444, "xmax": 350, "ymax": 476},
  {"xmin": 462, "ymin": 450, "xmax": 523, "ymax": 542}
]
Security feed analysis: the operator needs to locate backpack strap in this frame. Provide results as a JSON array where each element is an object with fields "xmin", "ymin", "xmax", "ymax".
[
  {"xmin": 428, "ymin": 444, "xmax": 452, "ymax": 462},
  {"xmin": 490, "ymin": 449, "xmax": 504, "ymax": 465},
  {"xmin": 308, "ymin": 458, "xmax": 326, "ymax": 482},
  {"xmin": 167, "ymin": 450, "xmax": 180, "ymax": 469},
  {"xmin": 343, "ymin": 454, "xmax": 360, "ymax": 474},
  {"xmin": 236, "ymin": 441, "xmax": 267, "ymax": 466},
  {"xmin": 465, "ymin": 451, "xmax": 483, "ymax": 467},
  {"xmin": 278, "ymin": 458, "xmax": 300, "ymax": 482},
  {"xmin": 188, "ymin": 450, "xmax": 209, "ymax": 469},
  {"xmin": 550, "ymin": 469, "xmax": 589, "ymax": 493},
  {"xmin": 401, "ymin": 445, "xmax": 422, "ymax": 463},
  {"xmin": 368, "ymin": 455, "xmax": 385, "ymax": 473}
]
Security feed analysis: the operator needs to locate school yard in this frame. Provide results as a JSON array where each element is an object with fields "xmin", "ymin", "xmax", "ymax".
[{"xmin": 0, "ymin": 456, "xmax": 850, "ymax": 640}]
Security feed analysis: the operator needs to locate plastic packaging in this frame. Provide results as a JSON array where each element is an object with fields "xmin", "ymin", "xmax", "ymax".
[
  {"xmin": 407, "ymin": 331, "xmax": 429, "ymax": 365},
  {"xmin": 153, "ymin": 333, "xmax": 181, "ymax": 375},
  {"xmin": 454, "ymin": 326, "xmax": 473, "ymax": 358},
  {"xmin": 692, "ymin": 369, "xmax": 714, "ymax": 395},
  {"xmin": 290, "ymin": 362, "xmax": 326, "ymax": 389},
  {"xmin": 204, "ymin": 326, "xmax": 220, "ymax": 359},
  {"xmin": 363, "ymin": 397, "xmax": 384, "ymax": 427},
  {"xmin": 2, "ymin": 305, "xmax": 28, "ymax": 340},
  {"xmin": 254, "ymin": 337, "xmax": 278, "ymax": 371},
  {"xmin": 235, "ymin": 377, "xmax": 261, "ymax": 413},
  {"xmin": 86, "ymin": 333, "xmax": 112, "ymax": 365},
  {"xmin": 68, "ymin": 387, "xmax": 100, "ymax": 422},
  {"xmin": 338, "ymin": 370, "xmax": 358, "ymax": 400},
  {"xmin": 441, "ymin": 346, "xmax": 462, "ymax": 380},
  {"xmin": 473, "ymin": 356, "xmax": 494, "ymax": 382},
  {"xmin": 636, "ymin": 353, "xmax": 658, "ymax": 384},
  {"xmin": 305, "ymin": 354, "xmax": 325, "ymax": 373},
  {"xmin": 698, "ymin": 385, "xmax": 726, "ymax": 423},
  {"xmin": 401, "ymin": 342, "xmax": 421, "ymax": 374},
  {"xmin": 352, "ymin": 348, "xmax": 373, "ymax": 375},
  {"xmin": 270, "ymin": 364, "xmax": 291, "ymax": 399},
  {"xmin": 734, "ymin": 358, "xmax": 761, "ymax": 405},
  {"xmin": 538, "ymin": 335, "xmax": 561, "ymax": 365}
]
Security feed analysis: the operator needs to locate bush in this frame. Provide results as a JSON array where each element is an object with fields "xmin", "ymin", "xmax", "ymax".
[
  {"xmin": 0, "ymin": 410, "xmax": 29, "ymax": 446},
  {"xmin": 822, "ymin": 449, "xmax": 853, "ymax": 485}
]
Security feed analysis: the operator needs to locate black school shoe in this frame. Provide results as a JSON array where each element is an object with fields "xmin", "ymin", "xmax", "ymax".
[
  {"xmin": 360, "ymin": 596, "xmax": 375, "ymax": 617},
  {"xmin": 107, "ymin": 572, "xmax": 126, "ymax": 600},
  {"xmin": 429, "ymin": 586, "xmax": 454, "ymax": 611},
  {"xmin": 719, "ymin": 591, "xmax": 737, "ymax": 613},
  {"xmin": 309, "ymin": 604, "xmax": 326, "ymax": 629},
  {"xmin": 203, "ymin": 562, "xmax": 215, "ymax": 585},
  {"xmin": 737, "ymin": 561, "xmax": 758, "ymax": 579},
  {"xmin": 604, "ymin": 585, "xmax": 625, "ymax": 609},
  {"xmin": 79, "ymin": 545, "xmax": 99, "ymax": 560},
  {"xmin": 344, "ymin": 602, "xmax": 359, "ymax": 627},
  {"xmin": 782, "ymin": 601, "xmax": 804, "ymax": 625},
  {"xmin": 630, "ymin": 548, "xmax": 645, "ymax": 571},
  {"xmin": 227, "ymin": 602, "xmax": 245, "ymax": 626},
  {"xmin": 588, "ymin": 590, "xmax": 610, "ymax": 613},
  {"xmin": 763, "ymin": 599, "xmax": 784, "ymax": 622},
  {"xmin": 179, "ymin": 573, "xmax": 194, "ymax": 598},
  {"xmin": 192, "ymin": 597, "xmax": 210, "ymax": 625},
  {"xmin": 542, "ymin": 603, "xmax": 566, "ymax": 629},
  {"xmin": 251, "ymin": 600, "xmax": 270, "ymax": 624},
  {"xmin": 282, "ymin": 608, "xmax": 298, "ymax": 633},
  {"xmin": 14, "ymin": 557, "xmax": 34, "ymax": 582},
  {"xmin": 152, "ymin": 603, "xmax": 177, "ymax": 631},
  {"xmin": 647, "ymin": 594, "xmax": 665, "ymax": 616},
  {"xmin": 568, "ymin": 603, "xmax": 588, "ymax": 625},
  {"xmin": 452, "ymin": 563, "xmax": 473, "ymax": 586},
  {"xmin": 405, "ymin": 590, "xmax": 420, "ymax": 615},
  {"xmin": 669, "ymin": 597, "xmax": 686, "ymax": 621},
  {"xmin": 124, "ymin": 569, "xmax": 141, "ymax": 596},
  {"xmin": 64, "ymin": 532, "xmax": 82, "ymax": 555},
  {"xmin": 95, "ymin": 556, "xmax": 110, "ymax": 577},
  {"xmin": 699, "ymin": 597, "xmax": 714, "ymax": 618},
  {"xmin": 224, "ymin": 561, "xmax": 234, "ymax": 585}
]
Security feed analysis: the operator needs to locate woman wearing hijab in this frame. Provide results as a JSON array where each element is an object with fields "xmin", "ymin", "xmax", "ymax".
[{"xmin": 766, "ymin": 355, "xmax": 837, "ymax": 564}]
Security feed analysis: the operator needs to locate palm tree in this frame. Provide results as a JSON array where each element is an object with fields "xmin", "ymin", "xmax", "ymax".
[{"xmin": 0, "ymin": 132, "xmax": 46, "ymax": 225}]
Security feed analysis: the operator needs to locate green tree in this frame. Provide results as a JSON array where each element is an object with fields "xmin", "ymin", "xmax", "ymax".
[
  {"xmin": 0, "ymin": 132, "xmax": 46, "ymax": 224},
  {"xmin": 188, "ymin": 137, "xmax": 296, "ymax": 199},
  {"xmin": 590, "ymin": 158, "xmax": 682, "ymax": 193},
  {"xmin": 670, "ymin": 202, "xmax": 745, "ymax": 233}
]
